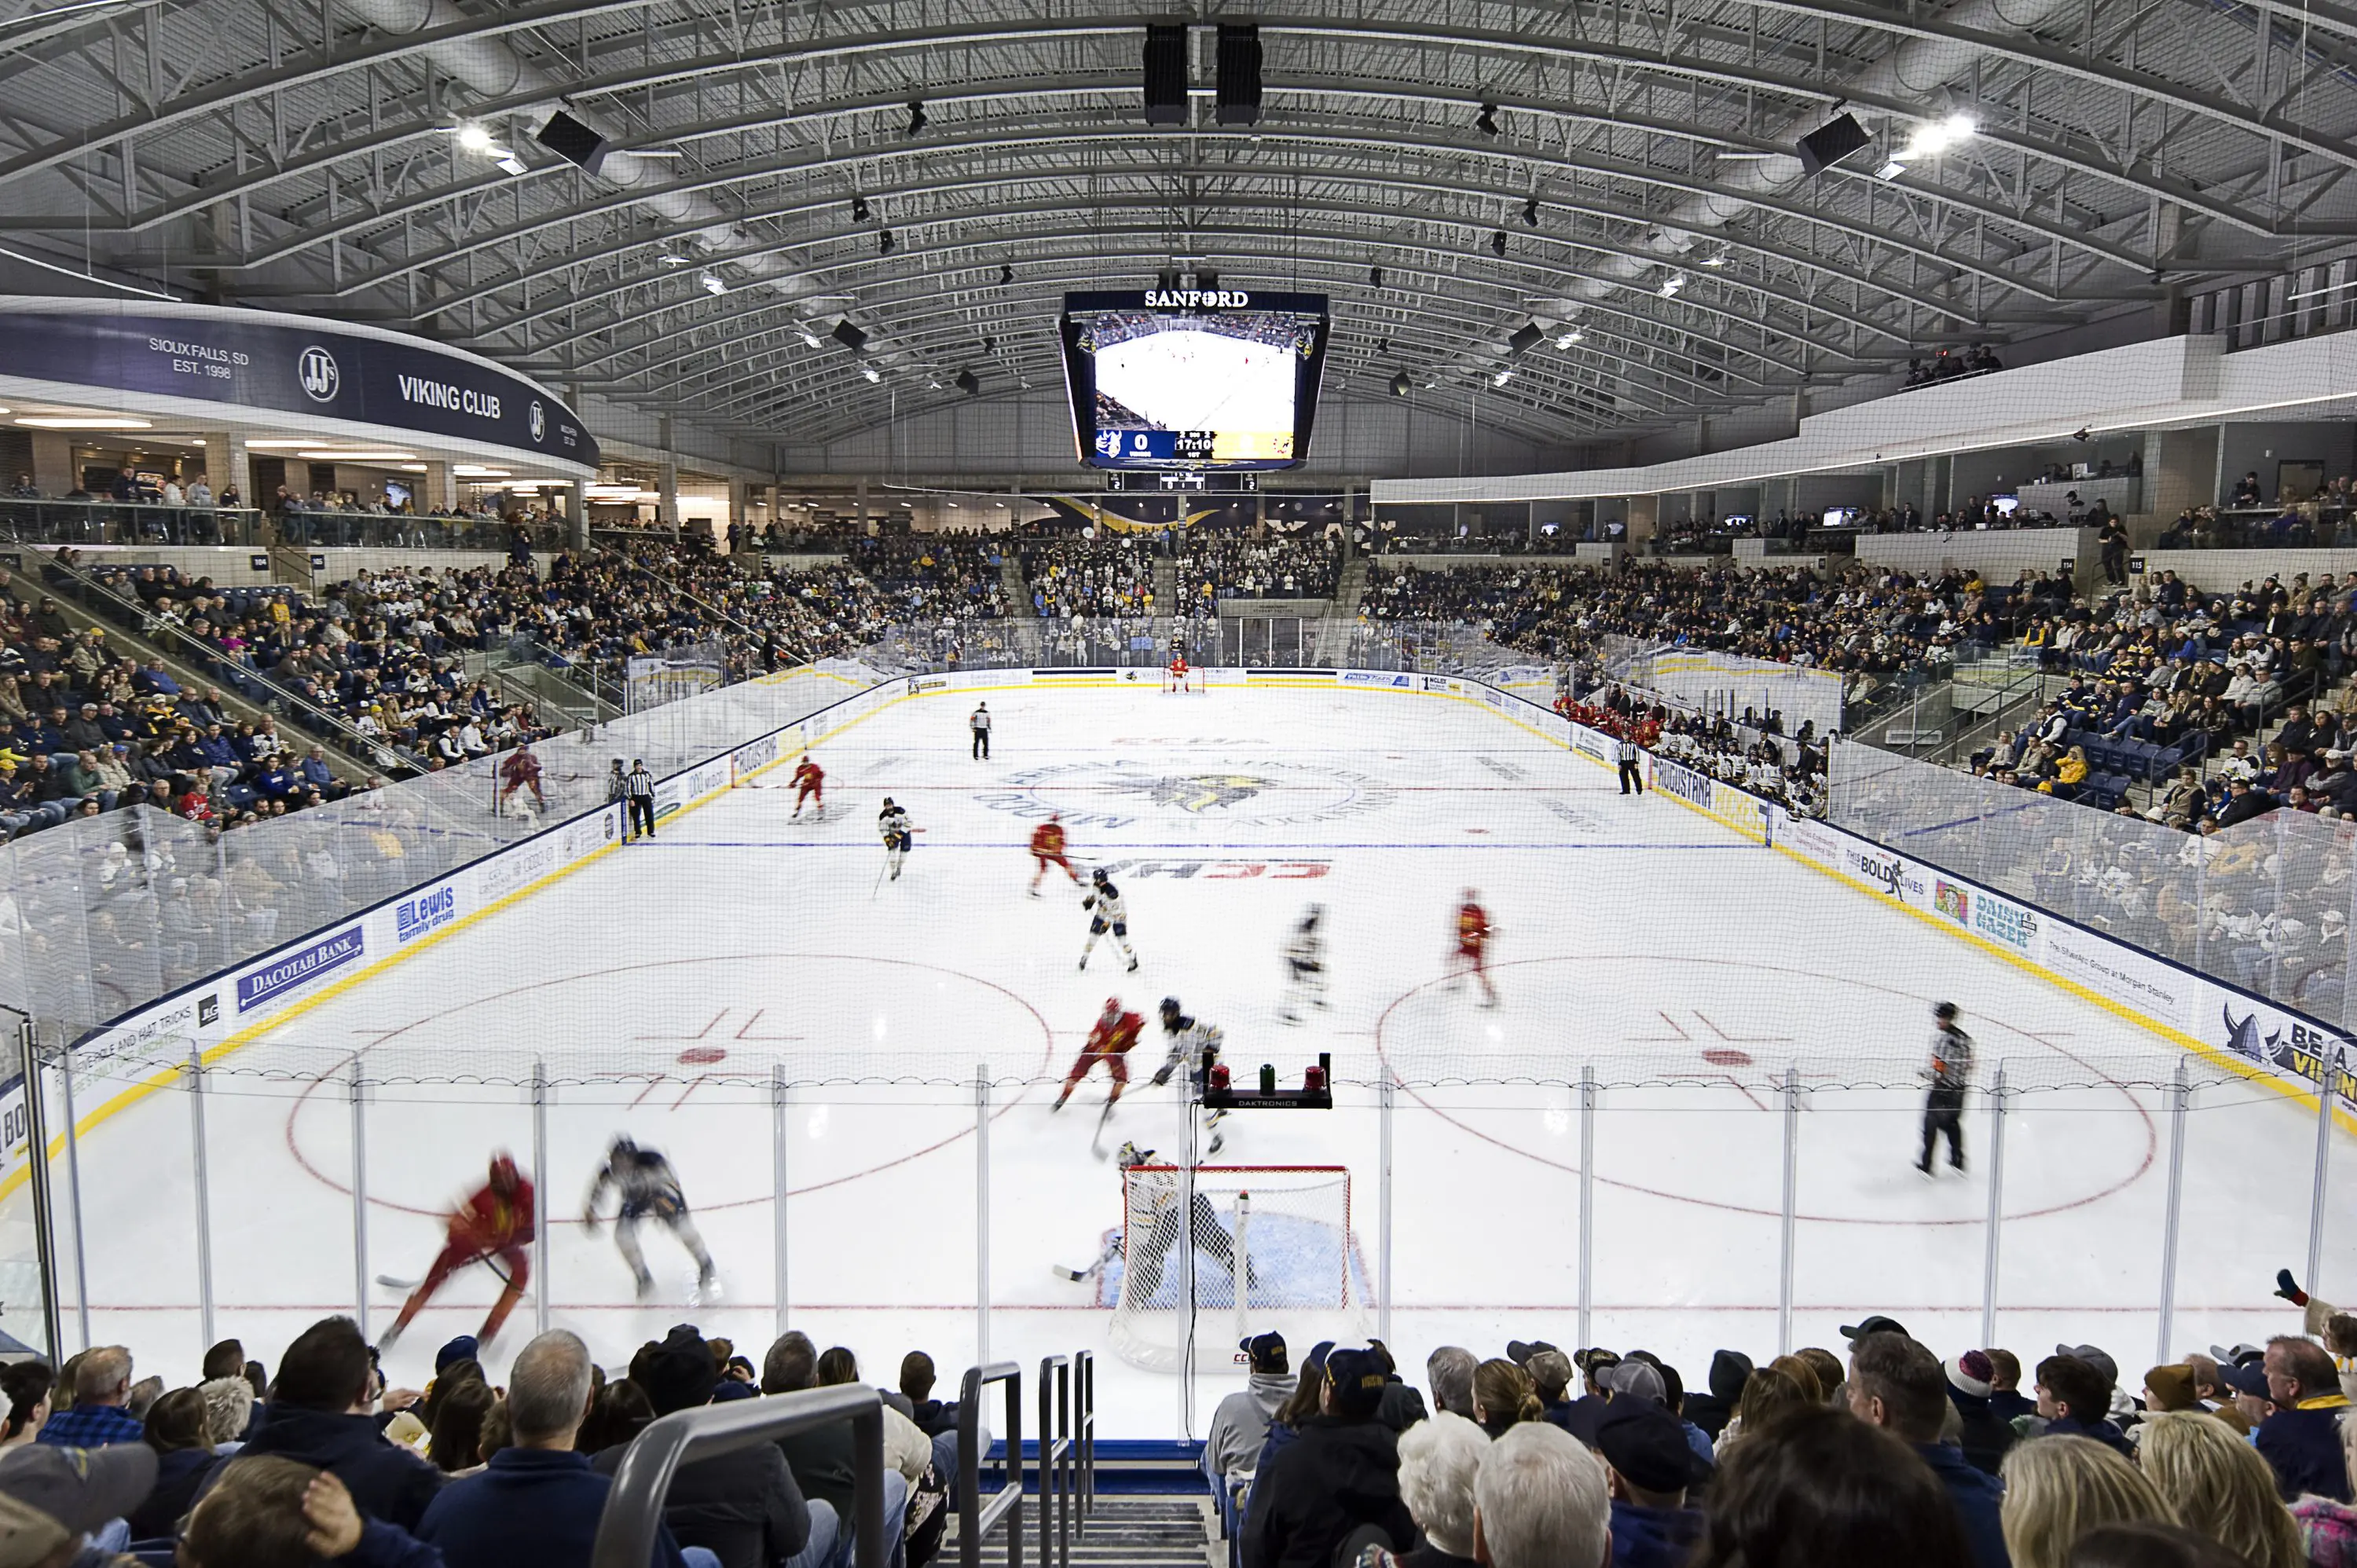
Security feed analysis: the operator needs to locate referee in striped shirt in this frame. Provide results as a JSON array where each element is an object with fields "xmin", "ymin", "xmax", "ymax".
[{"xmin": 623, "ymin": 758, "xmax": 657, "ymax": 841}]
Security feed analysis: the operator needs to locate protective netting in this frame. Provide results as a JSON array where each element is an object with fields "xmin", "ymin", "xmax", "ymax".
[
  {"xmin": 1109, "ymin": 1166, "xmax": 1368, "ymax": 1372},
  {"xmin": 1831, "ymin": 743, "xmax": 2357, "ymax": 1031}
]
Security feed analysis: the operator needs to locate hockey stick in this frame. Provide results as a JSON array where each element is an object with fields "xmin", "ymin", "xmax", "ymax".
[{"xmin": 1089, "ymin": 1097, "xmax": 1119, "ymax": 1160}]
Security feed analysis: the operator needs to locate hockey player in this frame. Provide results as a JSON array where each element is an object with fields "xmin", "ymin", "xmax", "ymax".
[
  {"xmin": 1028, "ymin": 814, "xmax": 1081, "ymax": 896},
  {"xmin": 1054, "ymin": 997, "xmax": 1144, "ymax": 1113},
  {"xmin": 878, "ymin": 797, "xmax": 913, "ymax": 881},
  {"xmin": 1079, "ymin": 866, "xmax": 1138, "ymax": 972},
  {"xmin": 790, "ymin": 754, "xmax": 825, "ymax": 820},
  {"xmin": 1281, "ymin": 905, "xmax": 1330, "ymax": 1024},
  {"xmin": 1918, "ymin": 1002, "xmax": 1974, "ymax": 1176},
  {"xmin": 1116, "ymin": 1141, "xmax": 1252, "ymax": 1304},
  {"xmin": 497, "ymin": 740, "xmax": 546, "ymax": 814},
  {"xmin": 582, "ymin": 1135, "xmax": 717, "ymax": 1300},
  {"xmin": 1445, "ymin": 888, "xmax": 1499, "ymax": 1008},
  {"xmin": 380, "ymin": 1152, "xmax": 536, "ymax": 1351},
  {"xmin": 1153, "ymin": 997, "xmax": 1229, "ymax": 1154}
]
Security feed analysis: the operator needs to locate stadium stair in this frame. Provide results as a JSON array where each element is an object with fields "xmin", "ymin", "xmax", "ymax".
[
  {"xmin": 1152, "ymin": 555, "xmax": 1179, "ymax": 617},
  {"xmin": 941, "ymin": 1493, "xmax": 1214, "ymax": 1568},
  {"xmin": 1001, "ymin": 551, "xmax": 1029, "ymax": 610}
]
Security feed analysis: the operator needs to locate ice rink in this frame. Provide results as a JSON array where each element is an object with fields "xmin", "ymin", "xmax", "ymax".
[{"xmin": 29, "ymin": 681, "xmax": 2357, "ymax": 1436}]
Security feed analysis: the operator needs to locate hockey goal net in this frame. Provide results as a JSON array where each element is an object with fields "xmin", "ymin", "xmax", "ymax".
[
  {"xmin": 1109, "ymin": 1165, "xmax": 1366, "ymax": 1372},
  {"xmin": 1160, "ymin": 661, "xmax": 1203, "ymax": 693}
]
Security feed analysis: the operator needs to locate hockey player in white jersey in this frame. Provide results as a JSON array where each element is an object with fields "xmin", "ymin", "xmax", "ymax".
[
  {"xmin": 1079, "ymin": 866, "xmax": 1138, "ymax": 972},
  {"xmin": 1152, "ymin": 996, "xmax": 1230, "ymax": 1155},
  {"xmin": 582, "ymin": 1136, "xmax": 718, "ymax": 1300},
  {"xmin": 1114, "ymin": 1141, "xmax": 1253, "ymax": 1304},
  {"xmin": 1281, "ymin": 904, "xmax": 1330, "ymax": 1024},
  {"xmin": 877, "ymin": 797, "xmax": 913, "ymax": 882}
]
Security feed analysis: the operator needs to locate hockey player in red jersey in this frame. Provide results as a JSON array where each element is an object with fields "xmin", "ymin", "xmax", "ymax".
[
  {"xmin": 1446, "ymin": 888, "xmax": 1499, "ymax": 1008},
  {"xmin": 497, "ymin": 741, "xmax": 545, "ymax": 812},
  {"xmin": 1054, "ymin": 998, "xmax": 1144, "ymax": 1112},
  {"xmin": 790, "ymin": 754, "xmax": 825, "ymax": 819},
  {"xmin": 380, "ymin": 1152, "xmax": 537, "ymax": 1350},
  {"xmin": 1028, "ymin": 815, "xmax": 1080, "ymax": 896}
]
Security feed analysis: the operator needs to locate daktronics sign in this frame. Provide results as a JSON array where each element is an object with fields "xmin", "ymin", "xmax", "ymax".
[{"xmin": 0, "ymin": 302, "xmax": 597, "ymax": 466}]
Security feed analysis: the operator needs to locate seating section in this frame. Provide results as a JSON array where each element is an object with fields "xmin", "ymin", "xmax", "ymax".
[
  {"xmin": 1018, "ymin": 535, "xmax": 1158, "ymax": 617},
  {"xmin": 1174, "ymin": 533, "xmax": 1340, "ymax": 606}
]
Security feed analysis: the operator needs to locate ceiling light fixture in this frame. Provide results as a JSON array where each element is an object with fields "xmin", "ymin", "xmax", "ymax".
[
  {"xmin": 1660, "ymin": 273, "xmax": 1685, "ymax": 296},
  {"xmin": 860, "ymin": 365, "xmax": 882, "ymax": 383},
  {"xmin": 455, "ymin": 123, "xmax": 496, "ymax": 154},
  {"xmin": 700, "ymin": 270, "xmax": 727, "ymax": 295},
  {"xmin": 296, "ymin": 450, "xmax": 417, "ymax": 462},
  {"xmin": 1490, "ymin": 230, "xmax": 1508, "ymax": 258},
  {"xmin": 1555, "ymin": 330, "xmax": 1585, "ymax": 347},
  {"xmin": 878, "ymin": 230, "xmax": 896, "ymax": 254},
  {"xmin": 1897, "ymin": 112, "xmax": 1977, "ymax": 163},
  {"xmin": 1492, "ymin": 368, "xmax": 1514, "ymax": 387},
  {"xmin": 999, "ymin": 262, "xmax": 1014, "ymax": 286},
  {"xmin": 799, "ymin": 329, "xmax": 823, "ymax": 349},
  {"xmin": 850, "ymin": 195, "xmax": 871, "ymax": 222},
  {"xmin": 494, "ymin": 152, "xmax": 528, "ymax": 176},
  {"xmin": 14, "ymin": 416, "xmax": 151, "ymax": 430},
  {"xmin": 1875, "ymin": 159, "xmax": 1909, "ymax": 180},
  {"xmin": 1700, "ymin": 255, "xmax": 1725, "ymax": 267}
]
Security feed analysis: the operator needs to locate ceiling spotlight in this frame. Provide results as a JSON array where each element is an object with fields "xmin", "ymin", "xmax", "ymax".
[
  {"xmin": 455, "ymin": 123, "xmax": 496, "ymax": 154},
  {"xmin": 1492, "ymin": 368, "xmax": 1514, "ymax": 387},
  {"xmin": 494, "ymin": 152, "xmax": 528, "ymax": 177},
  {"xmin": 1700, "ymin": 255, "xmax": 1725, "ymax": 267},
  {"xmin": 957, "ymin": 368, "xmax": 981, "ymax": 396},
  {"xmin": 981, "ymin": 336, "xmax": 997, "ymax": 353},
  {"xmin": 1375, "ymin": 337, "xmax": 1390, "ymax": 355},
  {"xmin": 907, "ymin": 101, "xmax": 928, "ymax": 136},
  {"xmin": 1490, "ymin": 230, "xmax": 1508, "ymax": 258},
  {"xmin": 1554, "ymin": 329, "xmax": 1585, "ymax": 347},
  {"xmin": 1389, "ymin": 371, "xmax": 1412, "ymax": 397},
  {"xmin": 1660, "ymin": 272, "xmax": 1685, "ymax": 296},
  {"xmin": 860, "ymin": 364, "xmax": 882, "ymax": 383},
  {"xmin": 851, "ymin": 194, "xmax": 871, "ymax": 222},
  {"xmin": 1475, "ymin": 101, "xmax": 1499, "ymax": 137},
  {"xmin": 1897, "ymin": 112, "xmax": 1978, "ymax": 163},
  {"xmin": 699, "ymin": 270, "xmax": 727, "ymax": 295},
  {"xmin": 798, "ymin": 328, "xmax": 823, "ymax": 348},
  {"xmin": 878, "ymin": 229, "xmax": 896, "ymax": 254},
  {"xmin": 1875, "ymin": 159, "xmax": 1909, "ymax": 180},
  {"xmin": 999, "ymin": 262, "xmax": 1014, "ymax": 286},
  {"xmin": 1522, "ymin": 196, "xmax": 1541, "ymax": 227},
  {"xmin": 1369, "ymin": 265, "xmax": 1385, "ymax": 287},
  {"xmin": 1507, "ymin": 322, "xmax": 1544, "ymax": 356}
]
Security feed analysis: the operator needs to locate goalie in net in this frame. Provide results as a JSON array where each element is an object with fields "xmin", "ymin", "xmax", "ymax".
[
  {"xmin": 1162, "ymin": 652, "xmax": 1203, "ymax": 693},
  {"xmin": 1087, "ymin": 1147, "xmax": 1366, "ymax": 1372}
]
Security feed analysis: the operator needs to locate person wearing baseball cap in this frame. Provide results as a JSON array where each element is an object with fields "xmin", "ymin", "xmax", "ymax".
[
  {"xmin": 1239, "ymin": 1347, "xmax": 1415, "ymax": 1568},
  {"xmin": 1205, "ymin": 1333, "xmax": 1292, "ymax": 1539},
  {"xmin": 0, "ymin": 1441, "xmax": 157, "ymax": 1549},
  {"xmin": 1594, "ymin": 1399, "xmax": 1708, "ymax": 1568}
]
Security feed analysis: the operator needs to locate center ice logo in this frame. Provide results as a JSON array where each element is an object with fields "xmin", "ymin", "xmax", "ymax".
[{"xmin": 977, "ymin": 758, "xmax": 1397, "ymax": 829}]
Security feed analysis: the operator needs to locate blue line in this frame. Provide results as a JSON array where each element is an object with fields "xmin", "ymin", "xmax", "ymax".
[{"xmin": 631, "ymin": 841, "xmax": 1755, "ymax": 851}]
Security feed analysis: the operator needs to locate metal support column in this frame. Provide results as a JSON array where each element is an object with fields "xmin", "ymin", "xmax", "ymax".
[
  {"xmin": 976, "ymin": 1064, "xmax": 991, "ymax": 1366},
  {"xmin": 350, "ymin": 1059, "xmax": 369, "ymax": 1332},
  {"xmin": 1979, "ymin": 1065, "xmax": 2010, "ymax": 1350},
  {"xmin": 1776, "ymin": 1068, "xmax": 1799, "ymax": 1356},
  {"xmin": 16, "ymin": 1018, "xmax": 60, "ymax": 1363},
  {"xmin": 58, "ymin": 1045, "xmax": 89, "ymax": 1350},
  {"xmin": 2156, "ymin": 1060, "xmax": 2190, "ymax": 1366},
  {"xmin": 772, "ymin": 1063, "xmax": 790, "ymax": 1338},
  {"xmin": 1577, "ymin": 1064, "xmax": 1596, "ymax": 1354},
  {"xmin": 532, "ymin": 1057, "xmax": 551, "ymax": 1335},
  {"xmin": 187, "ymin": 1043, "xmax": 215, "ymax": 1350},
  {"xmin": 2309, "ymin": 1049, "xmax": 2340, "ymax": 1292},
  {"xmin": 1377, "ymin": 1077, "xmax": 1394, "ymax": 1344}
]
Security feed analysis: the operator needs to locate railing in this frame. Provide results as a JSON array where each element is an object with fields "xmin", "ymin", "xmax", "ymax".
[
  {"xmin": 592, "ymin": 1385, "xmax": 886, "ymax": 1568},
  {"xmin": 959, "ymin": 1361, "xmax": 1025, "ymax": 1568},
  {"xmin": 1037, "ymin": 1356, "xmax": 1076, "ymax": 1568},
  {"xmin": 0, "ymin": 499, "xmax": 570, "ymax": 554}
]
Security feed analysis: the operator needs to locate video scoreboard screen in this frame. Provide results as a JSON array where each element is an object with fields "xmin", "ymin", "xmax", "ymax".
[{"xmin": 1061, "ymin": 288, "xmax": 1329, "ymax": 471}]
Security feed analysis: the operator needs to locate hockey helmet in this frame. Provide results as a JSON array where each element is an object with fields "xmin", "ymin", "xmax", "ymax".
[
  {"xmin": 1091, "ymin": 866, "xmax": 1111, "ymax": 885},
  {"xmin": 1303, "ymin": 903, "xmax": 1324, "ymax": 927},
  {"xmin": 1462, "ymin": 887, "xmax": 1479, "ymax": 901},
  {"xmin": 610, "ymin": 1134, "xmax": 639, "ymax": 1159},
  {"xmin": 1116, "ymin": 1141, "xmax": 1155, "ymax": 1170},
  {"xmin": 488, "ymin": 1152, "xmax": 522, "ymax": 1191},
  {"xmin": 1102, "ymin": 996, "xmax": 1124, "ymax": 1018},
  {"xmin": 1159, "ymin": 996, "xmax": 1183, "ymax": 1021},
  {"xmin": 882, "ymin": 796, "xmax": 895, "ymax": 808}
]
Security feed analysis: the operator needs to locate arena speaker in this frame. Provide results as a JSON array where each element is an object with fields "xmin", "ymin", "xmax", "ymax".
[
  {"xmin": 1506, "ymin": 322, "xmax": 1544, "ymax": 357},
  {"xmin": 1796, "ymin": 112, "xmax": 1871, "ymax": 175},
  {"xmin": 533, "ymin": 110, "xmax": 610, "ymax": 177},
  {"xmin": 830, "ymin": 319, "xmax": 868, "ymax": 354},
  {"xmin": 1143, "ymin": 24, "xmax": 1189, "ymax": 125},
  {"xmin": 1215, "ymin": 24, "xmax": 1262, "ymax": 126},
  {"xmin": 956, "ymin": 368, "xmax": 981, "ymax": 397}
]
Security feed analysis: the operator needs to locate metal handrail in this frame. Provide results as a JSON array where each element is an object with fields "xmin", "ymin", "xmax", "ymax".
[
  {"xmin": 959, "ymin": 1361, "xmax": 1024, "ymax": 1568},
  {"xmin": 1039, "ymin": 1356, "xmax": 1071, "ymax": 1568},
  {"xmin": 592, "ymin": 1385, "xmax": 885, "ymax": 1568},
  {"xmin": 1074, "ymin": 1350, "xmax": 1094, "ymax": 1533}
]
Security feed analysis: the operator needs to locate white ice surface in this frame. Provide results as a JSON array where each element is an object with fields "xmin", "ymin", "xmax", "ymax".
[{"xmin": 27, "ymin": 684, "xmax": 2357, "ymax": 1437}]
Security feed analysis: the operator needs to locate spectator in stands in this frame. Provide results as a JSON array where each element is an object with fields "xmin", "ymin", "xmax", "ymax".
[
  {"xmin": 420, "ymin": 1328, "xmax": 691, "ymax": 1568},
  {"xmin": 2000, "ymin": 1435, "xmax": 2170, "ymax": 1568},
  {"xmin": 761, "ymin": 1332, "xmax": 907, "ymax": 1568},
  {"xmin": 1527, "ymin": 1350, "xmax": 1582, "ymax": 1435},
  {"xmin": 1681, "ymin": 1352, "xmax": 1750, "ymax": 1442},
  {"xmin": 1351, "ymin": 1409, "xmax": 1485, "ymax": 1568},
  {"xmin": 1208, "ymin": 1334, "xmax": 1292, "ymax": 1530},
  {"xmin": 1845, "ymin": 1333, "xmax": 2006, "ymax": 1568},
  {"xmin": 203, "ymin": 1316, "xmax": 443, "ymax": 1532},
  {"xmin": 1426, "ymin": 1349, "xmax": 1476, "ymax": 1420},
  {"xmin": 0, "ymin": 1363, "xmax": 53, "ymax": 1452},
  {"xmin": 1593, "ymin": 1399, "xmax": 1709, "ymax": 1568},
  {"xmin": 2135, "ymin": 1409, "xmax": 2305, "ymax": 1568},
  {"xmin": 181, "ymin": 1454, "xmax": 438, "ymax": 1568},
  {"xmin": 1695, "ymin": 1403, "xmax": 1970, "ymax": 1568},
  {"xmin": 1714, "ymin": 1365, "xmax": 1812, "ymax": 1457},
  {"xmin": 2036, "ymin": 1355, "xmax": 2132, "ymax": 1454},
  {"xmin": 1469, "ymin": 1360, "xmax": 1541, "ymax": 1442},
  {"xmin": 0, "ymin": 1438, "xmax": 157, "ymax": 1559},
  {"xmin": 1468, "ymin": 1422, "xmax": 1610, "ymax": 1568},
  {"xmin": 1242, "ymin": 1348, "xmax": 1416, "ymax": 1568},
  {"xmin": 1941, "ymin": 1351, "xmax": 2017, "ymax": 1478},
  {"xmin": 126, "ymin": 1386, "xmax": 223, "ymax": 1539},
  {"xmin": 38, "ymin": 1346, "xmax": 144, "ymax": 1448},
  {"xmin": 2254, "ymin": 1335, "xmax": 2353, "ymax": 1502}
]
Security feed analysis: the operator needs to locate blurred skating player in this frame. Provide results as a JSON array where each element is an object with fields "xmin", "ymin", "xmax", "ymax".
[
  {"xmin": 1079, "ymin": 866, "xmax": 1138, "ymax": 971},
  {"xmin": 497, "ymin": 739, "xmax": 545, "ymax": 815},
  {"xmin": 790, "ymin": 753, "xmax": 825, "ymax": 820},
  {"xmin": 1055, "ymin": 997, "xmax": 1145, "ymax": 1155},
  {"xmin": 582, "ymin": 1135, "xmax": 718, "ymax": 1301},
  {"xmin": 1445, "ymin": 888, "xmax": 1499, "ymax": 1008},
  {"xmin": 1281, "ymin": 905, "xmax": 1330, "ymax": 1024},
  {"xmin": 878, "ymin": 797, "xmax": 913, "ymax": 881},
  {"xmin": 1153, "ymin": 996, "xmax": 1230, "ymax": 1154},
  {"xmin": 1116, "ymin": 1141, "xmax": 1253, "ymax": 1302},
  {"xmin": 1028, "ymin": 814, "xmax": 1081, "ymax": 897},
  {"xmin": 379, "ymin": 1152, "xmax": 535, "ymax": 1352}
]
